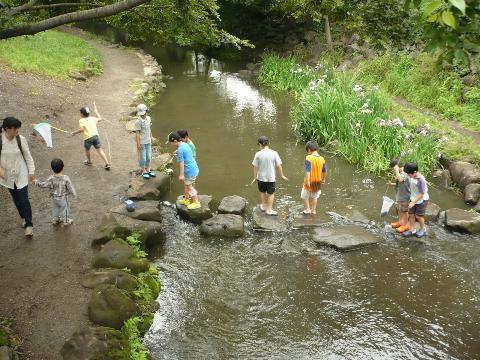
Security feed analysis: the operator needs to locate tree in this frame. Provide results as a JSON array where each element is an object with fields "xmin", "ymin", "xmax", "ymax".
[{"xmin": 0, "ymin": 0, "xmax": 252, "ymax": 49}]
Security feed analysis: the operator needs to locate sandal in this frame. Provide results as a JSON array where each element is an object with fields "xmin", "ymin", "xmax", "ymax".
[
  {"xmin": 84, "ymin": 160, "xmax": 93, "ymax": 166},
  {"xmin": 142, "ymin": 172, "xmax": 150, "ymax": 179},
  {"xmin": 104, "ymin": 164, "xmax": 111, "ymax": 170},
  {"xmin": 148, "ymin": 171, "xmax": 156, "ymax": 178},
  {"xmin": 300, "ymin": 210, "xmax": 311, "ymax": 215}
]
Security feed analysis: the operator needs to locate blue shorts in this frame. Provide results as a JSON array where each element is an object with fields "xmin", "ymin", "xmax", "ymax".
[{"xmin": 84, "ymin": 135, "xmax": 101, "ymax": 150}]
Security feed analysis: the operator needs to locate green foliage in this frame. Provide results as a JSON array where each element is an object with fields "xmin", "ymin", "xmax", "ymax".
[
  {"xmin": 122, "ymin": 317, "xmax": 150, "ymax": 360},
  {"xmin": 259, "ymin": 54, "xmax": 441, "ymax": 174},
  {"xmin": 357, "ymin": 53, "xmax": 480, "ymax": 130},
  {"xmin": 125, "ymin": 232, "xmax": 147, "ymax": 258},
  {"xmin": 0, "ymin": 30, "xmax": 102, "ymax": 78},
  {"xmin": 0, "ymin": 318, "xmax": 20, "ymax": 352}
]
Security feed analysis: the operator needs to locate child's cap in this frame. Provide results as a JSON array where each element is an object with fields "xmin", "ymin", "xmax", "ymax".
[
  {"xmin": 166, "ymin": 131, "xmax": 181, "ymax": 144},
  {"xmin": 257, "ymin": 136, "xmax": 269, "ymax": 146},
  {"xmin": 137, "ymin": 104, "xmax": 148, "ymax": 116}
]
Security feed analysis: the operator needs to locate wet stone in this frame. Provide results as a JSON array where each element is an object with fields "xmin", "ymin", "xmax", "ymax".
[
  {"xmin": 329, "ymin": 206, "xmax": 370, "ymax": 224},
  {"xmin": 291, "ymin": 210, "xmax": 332, "ymax": 229},
  {"xmin": 312, "ymin": 225, "xmax": 382, "ymax": 252},
  {"xmin": 425, "ymin": 202, "xmax": 441, "ymax": 223},
  {"xmin": 252, "ymin": 205, "xmax": 287, "ymax": 232},
  {"xmin": 110, "ymin": 200, "xmax": 161, "ymax": 222},
  {"xmin": 200, "ymin": 214, "xmax": 244, "ymax": 238},
  {"xmin": 176, "ymin": 195, "xmax": 213, "ymax": 224},
  {"xmin": 218, "ymin": 195, "xmax": 247, "ymax": 216},
  {"xmin": 445, "ymin": 208, "xmax": 480, "ymax": 234}
]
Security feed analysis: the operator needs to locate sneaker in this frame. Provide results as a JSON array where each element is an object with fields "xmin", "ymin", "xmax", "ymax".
[
  {"xmin": 142, "ymin": 172, "xmax": 150, "ymax": 179},
  {"xmin": 148, "ymin": 171, "xmax": 156, "ymax": 178},
  {"xmin": 104, "ymin": 164, "xmax": 111, "ymax": 171},
  {"xmin": 179, "ymin": 198, "xmax": 190, "ymax": 205},
  {"xmin": 83, "ymin": 160, "xmax": 93, "ymax": 166},
  {"xmin": 391, "ymin": 222, "xmax": 401, "ymax": 228},
  {"xmin": 52, "ymin": 219, "xmax": 62, "ymax": 225},
  {"xmin": 416, "ymin": 229, "xmax": 427, "ymax": 238},
  {"xmin": 25, "ymin": 226, "xmax": 33, "ymax": 238},
  {"xmin": 187, "ymin": 202, "xmax": 201, "ymax": 210},
  {"xmin": 63, "ymin": 219, "xmax": 74, "ymax": 226},
  {"xmin": 260, "ymin": 204, "xmax": 266, "ymax": 212},
  {"xmin": 395, "ymin": 225, "xmax": 410, "ymax": 233},
  {"xmin": 266, "ymin": 210, "xmax": 278, "ymax": 216},
  {"xmin": 402, "ymin": 230, "xmax": 415, "ymax": 237}
]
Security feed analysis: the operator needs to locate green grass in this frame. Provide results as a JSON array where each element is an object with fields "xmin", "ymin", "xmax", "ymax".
[
  {"xmin": 259, "ymin": 53, "xmax": 440, "ymax": 174},
  {"xmin": 357, "ymin": 53, "xmax": 480, "ymax": 131},
  {"xmin": 0, "ymin": 30, "xmax": 102, "ymax": 79}
]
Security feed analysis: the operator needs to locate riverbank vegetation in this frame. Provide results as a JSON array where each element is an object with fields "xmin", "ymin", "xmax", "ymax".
[
  {"xmin": 0, "ymin": 30, "xmax": 102, "ymax": 79},
  {"xmin": 259, "ymin": 54, "xmax": 441, "ymax": 174}
]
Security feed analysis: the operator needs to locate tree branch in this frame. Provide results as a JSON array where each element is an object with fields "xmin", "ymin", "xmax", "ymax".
[
  {"xmin": 6, "ymin": 0, "xmax": 39, "ymax": 16},
  {"xmin": 0, "ymin": 0, "xmax": 150, "ymax": 39},
  {"xmin": 14, "ymin": 3, "xmax": 102, "ymax": 13}
]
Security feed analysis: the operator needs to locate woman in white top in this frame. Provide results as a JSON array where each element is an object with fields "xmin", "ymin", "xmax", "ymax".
[{"xmin": 0, "ymin": 117, "xmax": 36, "ymax": 237}]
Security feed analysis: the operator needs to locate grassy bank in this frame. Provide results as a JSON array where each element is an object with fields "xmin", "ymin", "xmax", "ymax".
[
  {"xmin": 258, "ymin": 54, "xmax": 440, "ymax": 174},
  {"xmin": 357, "ymin": 53, "xmax": 480, "ymax": 131},
  {"xmin": 0, "ymin": 30, "xmax": 102, "ymax": 79}
]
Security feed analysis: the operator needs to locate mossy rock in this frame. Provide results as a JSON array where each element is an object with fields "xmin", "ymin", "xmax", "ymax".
[
  {"xmin": 61, "ymin": 326, "xmax": 127, "ymax": 360},
  {"xmin": 88, "ymin": 285, "xmax": 138, "ymax": 329},
  {"xmin": 92, "ymin": 239, "xmax": 150, "ymax": 274},
  {"xmin": 81, "ymin": 269, "xmax": 139, "ymax": 290}
]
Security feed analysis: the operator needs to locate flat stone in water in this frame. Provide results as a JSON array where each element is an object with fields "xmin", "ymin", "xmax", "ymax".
[
  {"xmin": 291, "ymin": 211, "xmax": 332, "ymax": 229},
  {"xmin": 312, "ymin": 225, "xmax": 382, "ymax": 252},
  {"xmin": 332, "ymin": 207, "xmax": 370, "ymax": 224},
  {"xmin": 252, "ymin": 205, "xmax": 287, "ymax": 232}
]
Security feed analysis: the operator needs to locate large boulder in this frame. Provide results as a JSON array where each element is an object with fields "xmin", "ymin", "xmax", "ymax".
[
  {"xmin": 110, "ymin": 200, "xmax": 161, "ymax": 222},
  {"xmin": 425, "ymin": 202, "xmax": 441, "ymax": 223},
  {"xmin": 175, "ymin": 195, "xmax": 213, "ymax": 224},
  {"xmin": 445, "ymin": 208, "xmax": 480, "ymax": 233},
  {"xmin": 126, "ymin": 173, "xmax": 171, "ymax": 200},
  {"xmin": 88, "ymin": 285, "xmax": 138, "ymax": 329},
  {"xmin": 81, "ymin": 269, "xmax": 138, "ymax": 290},
  {"xmin": 218, "ymin": 195, "xmax": 247, "ymax": 215},
  {"xmin": 150, "ymin": 153, "xmax": 174, "ymax": 171},
  {"xmin": 200, "ymin": 214, "xmax": 244, "ymax": 238},
  {"xmin": 312, "ymin": 225, "xmax": 382, "ymax": 252},
  {"xmin": 432, "ymin": 169, "xmax": 451, "ymax": 190},
  {"xmin": 252, "ymin": 205, "xmax": 287, "ymax": 232},
  {"xmin": 92, "ymin": 239, "xmax": 150, "ymax": 274},
  {"xmin": 464, "ymin": 183, "xmax": 480, "ymax": 205},
  {"xmin": 61, "ymin": 326, "xmax": 126, "ymax": 360},
  {"xmin": 448, "ymin": 161, "xmax": 480, "ymax": 191},
  {"xmin": 92, "ymin": 212, "xmax": 165, "ymax": 247}
]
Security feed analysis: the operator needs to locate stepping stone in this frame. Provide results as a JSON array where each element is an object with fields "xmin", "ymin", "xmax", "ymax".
[
  {"xmin": 329, "ymin": 206, "xmax": 370, "ymax": 224},
  {"xmin": 291, "ymin": 210, "xmax": 332, "ymax": 229},
  {"xmin": 218, "ymin": 195, "xmax": 247, "ymax": 215},
  {"xmin": 176, "ymin": 195, "xmax": 213, "ymax": 224},
  {"xmin": 252, "ymin": 205, "xmax": 287, "ymax": 232},
  {"xmin": 200, "ymin": 214, "xmax": 244, "ymax": 238},
  {"xmin": 312, "ymin": 225, "xmax": 382, "ymax": 252}
]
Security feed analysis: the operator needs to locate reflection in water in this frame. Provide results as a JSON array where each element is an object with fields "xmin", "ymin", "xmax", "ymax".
[
  {"xmin": 143, "ymin": 48, "xmax": 480, "ymax": 360},
  {"xmin": 209, "ymin": 70, "xmax": 277, "ymax": 123}
]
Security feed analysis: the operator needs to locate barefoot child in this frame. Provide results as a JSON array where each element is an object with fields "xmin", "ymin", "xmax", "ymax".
[
  {"xmin": 167, "ymin": 131, "xmax": 201, "ymax": 209},
  {"xmin": 402, "ymin": 162, "xmax": 429, "ymax": 238},
  {"xmin": 301, "ymin": 140, "xmax": 327, "ymax": 215},
  {"xmin": 250, "ymin": 136, "xmax": 288, "ymax": 216},
  {"xmin": 34, "ymin": 158, "xmax": 76, "ymax": 225},
  {"xmin": 390, "ymin": 158, "xmax": 410, "ymax": 233}
]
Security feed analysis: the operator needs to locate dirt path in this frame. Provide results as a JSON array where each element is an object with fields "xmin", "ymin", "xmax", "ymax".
[{"xmin": 0, "ymin": 29, "xmax": 144, "ymax": 359}]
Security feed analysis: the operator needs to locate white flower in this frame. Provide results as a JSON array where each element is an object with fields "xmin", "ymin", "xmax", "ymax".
[
  {"xmin": 378, "ymin": 119, "xmax": 386, "ymax": 127},
  {"xmin": 405, "ymin": 133, "xmax": 412, "ymax": 140},
  {"xmin": 360, "ymin": 108, "xmax": 373, "ymax": 114},
  {"xmin": 391, "ymin": 118, "xmax": 404, "ymax": 127},
  {"xmin": 440, "ymin": 136, "xmax": 449, "ymax": 142},
  {"xmin": 419, "ymin": 129, "xmax": 428, "ymax": 136},
  {"xmin": 423, "ymin": 123, "xmax": 430, "ymax": 130},
  {"xmin": 353, "ymin": 84, "xmax": 362, "ymax": 92},
  {"xmin": 355, "ymin": 122, "xmax": 361, "ymax": 128},
  {"xmin": 401, "ymin": 151, "xmax": 406, "ymax": 156},
  {"xmin": 372, "ymin": 85, "xmax": 379, "ymax": 91}
]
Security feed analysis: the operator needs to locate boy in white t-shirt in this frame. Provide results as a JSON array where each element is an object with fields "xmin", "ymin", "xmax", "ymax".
[{"xmin": 250, "ymin": 136, "xmax": 288, "ymax": 216}]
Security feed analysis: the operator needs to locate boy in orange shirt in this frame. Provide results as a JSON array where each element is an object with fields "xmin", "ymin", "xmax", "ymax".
[{"xmin": 301, "ymin": 141, "xmax": 327, "ymax": 215}]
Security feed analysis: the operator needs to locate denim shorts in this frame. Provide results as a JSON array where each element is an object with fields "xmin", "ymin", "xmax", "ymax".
[{"xmin": 84, "ymin": 135, "xmax": 101, "ymax": 150}]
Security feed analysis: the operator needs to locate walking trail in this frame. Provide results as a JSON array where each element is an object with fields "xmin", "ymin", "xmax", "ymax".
[{"xmin": 0, "ymin": 28, "xmax": 144, "ymax": 359}]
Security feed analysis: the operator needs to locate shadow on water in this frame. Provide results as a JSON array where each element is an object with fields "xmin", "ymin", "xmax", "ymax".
[{"xmin": 83, "ymin": 24, "xmax": 480, "ymax": 359}]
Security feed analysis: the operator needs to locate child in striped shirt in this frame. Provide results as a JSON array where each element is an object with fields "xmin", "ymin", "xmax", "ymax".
[{"xmin": 34, "ymin": 158, "xmax": 76, "ymax": 225}]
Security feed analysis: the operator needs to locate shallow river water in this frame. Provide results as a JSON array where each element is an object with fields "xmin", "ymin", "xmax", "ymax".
[{"xmin": 132, "ymin": 47, "xmax": 480, "ymax": 359}]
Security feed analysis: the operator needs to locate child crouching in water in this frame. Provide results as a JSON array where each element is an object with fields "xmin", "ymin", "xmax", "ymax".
[
  {"xmin": 390, "ymin": 158, "xmax": 410, "ymax": 233},
  {"xmin": 34, "ymin": 158, "xmax": 76, "ymax": 225}
]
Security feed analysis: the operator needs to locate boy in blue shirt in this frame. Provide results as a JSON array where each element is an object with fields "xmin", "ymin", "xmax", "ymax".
[{"xmin": 167, "ymin": 132, "xmax": 200, "ymax": 209}]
